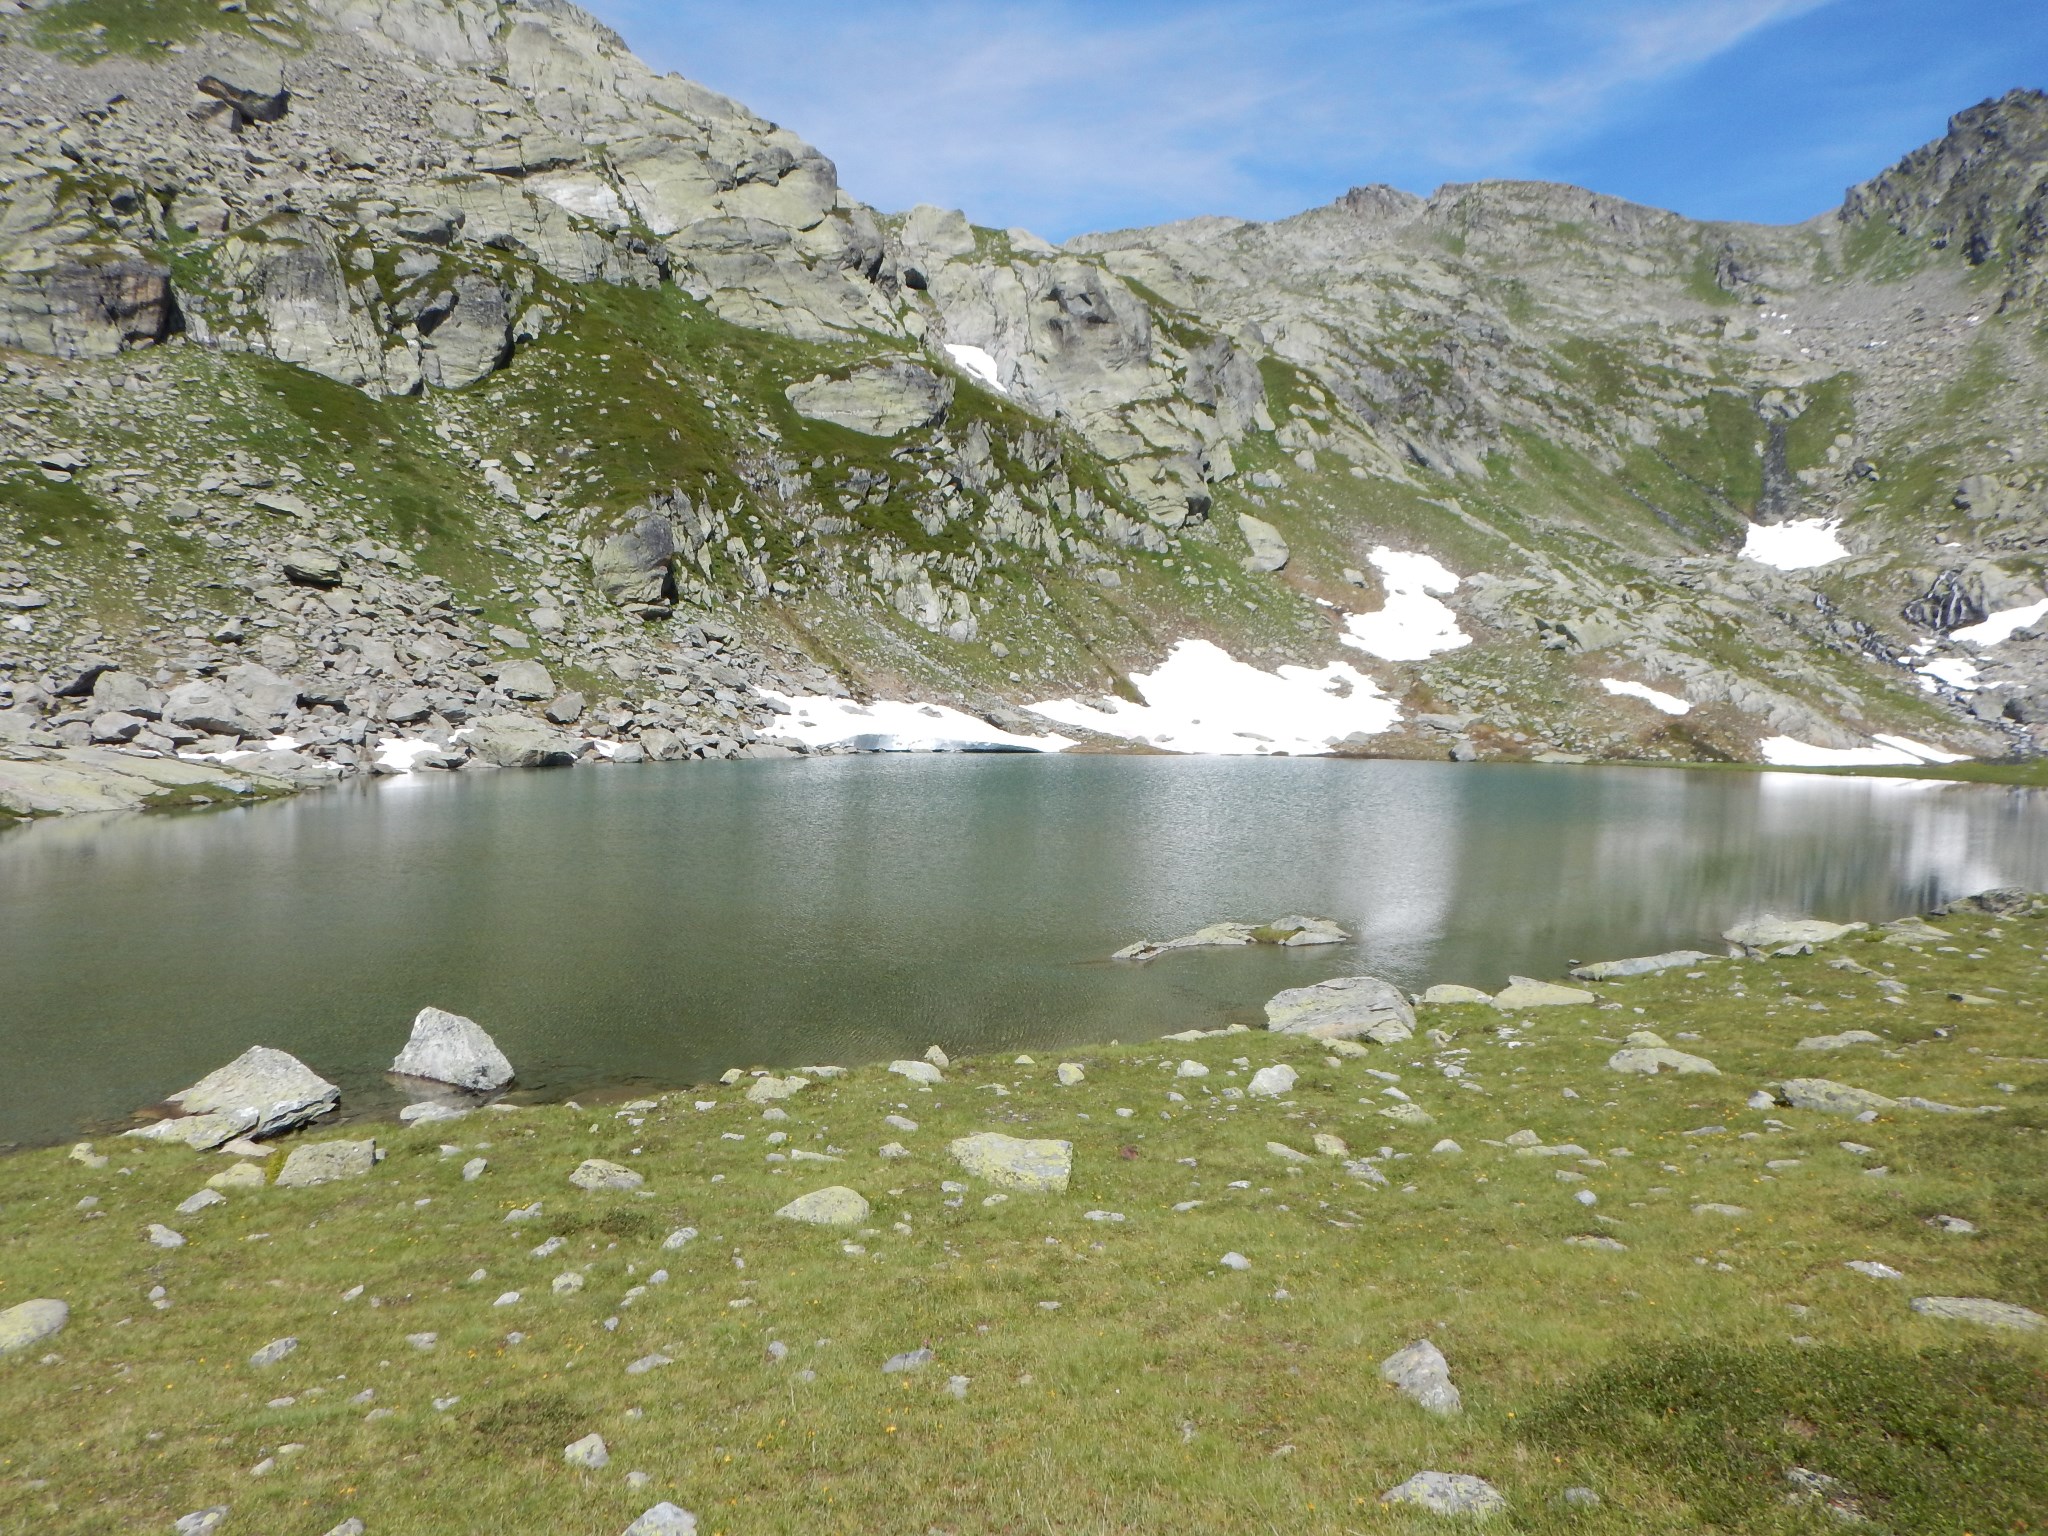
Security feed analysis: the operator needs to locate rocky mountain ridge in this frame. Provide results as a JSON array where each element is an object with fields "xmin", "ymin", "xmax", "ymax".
[{"xmin": 2, "ymin": 0, "xmax": 2046, "ymax": 813}]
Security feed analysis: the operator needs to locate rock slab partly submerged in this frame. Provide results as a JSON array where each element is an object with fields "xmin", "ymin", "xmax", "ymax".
[
  {"xmin": 129, "ymin": 1047, "xmax": 340, "ymax": 1149},
  {"xmin": 391, "ymin": 1007, "xmax": 515, "ymax": 1091}
]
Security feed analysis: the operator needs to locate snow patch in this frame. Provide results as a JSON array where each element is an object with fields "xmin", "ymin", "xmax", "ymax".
[
  {"xmin": 1761, "ymin": 735, "xmax": 1969, "ymax": 768},
  {"xmin": 1951, "ymin": 597, "xmax": 2048, "ymax": 648},
  {"xmin": 943, "ymin": 344, "xmax": 1005, "ymax": 394},
  {"xmin": 1027, "ymin": 638, "xmax": 1400, "ymax": 755},
  {"xmin": 180, "ymin": 735, "xmax": 300, "ymax": 765},
  {"xmin": 761, "ymin": 694, "xmax": 1071, "ymax": 753},
  {"xmin": 1916, "ymin": 657, "xmax": 1983, "ymax": 692},
  {"xmin": 1338, "ymin": 547, "xmax": 1470, "ymax": 661},
  {"xmin": 531, "ymin": 176, "xmax": 627, "ymax": 227},
  {"xmin": 1599, "ymin": 679, "xmax": 1691, "ymax": 716},
  {"xmin": 1741, "ymin": 518, "xmax": 1848, "ymax": 571},
  {"xmin": 373, "ymin": 738, "xmax": 440, "ymax": 774}
]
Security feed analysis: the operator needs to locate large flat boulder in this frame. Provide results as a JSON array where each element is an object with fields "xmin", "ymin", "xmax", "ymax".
[
  {"xmin": 1264, "ymin": 975, "xmax": 1414, "ymax": 1042},
  {"xmin": 786, "ymin": 362, "xmax": 952, "ymax": 436},
  {"xmin": 949, "ymin": 1132, "xmax": 1072, "ymax": 1193},
  {"xmin": 1571, "ymin": 950, "xmax": 1716, "ymax": 981},
  {"xmin": 1774, "ymin": 1078, "xmax": 1896, "ymax": 1115},
  {"xmin": 1114, "ymin": 915, "xmax": 1346, "ymax": 961},
  {"xmin": 775, "ymin": 1186, "xmax": 870, "ymax": 1226},
  {"xmin": 390, "ymin": 1007, "xmax": 515, "ymax": 1091},
  {"xmin": 1492, "ymin": 976, "xmax": 1596, "ymax": 1009},
  {"xmin": 130, "ymin": 1047, "xmax": 340, "ymax": 1148},
  {"xmin": 276, "ymin": 1139, "xmax": 377, "ymax": 1188},
  {"xmin": 463, "ymin": 714, "xmax": 580, "ymax": 768},
  {"xmin": 1723, "ymin": 916, "xmax": 1866, "ymax": 953},
  {"xmin": 0, "ymin": 1298, "xmax": 68, "ymax": 1358}
]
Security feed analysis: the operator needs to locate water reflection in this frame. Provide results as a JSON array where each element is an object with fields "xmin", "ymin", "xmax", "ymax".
[{"xmin": 2, "ymin": 757, "xmax": 2044, "ymax": 1146}]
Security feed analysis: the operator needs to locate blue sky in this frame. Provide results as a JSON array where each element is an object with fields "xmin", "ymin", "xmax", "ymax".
[{"xmin": 583, "ymin": 1, "xmax": 2048, "ymax": 241}]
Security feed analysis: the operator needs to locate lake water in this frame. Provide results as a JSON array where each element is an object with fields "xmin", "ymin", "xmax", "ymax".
[{"xmin": 4, "ymin": 755, "xmax": 2046, "ymax": 1147}]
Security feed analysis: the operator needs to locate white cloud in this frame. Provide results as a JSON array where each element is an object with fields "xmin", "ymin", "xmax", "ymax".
[{"xmin": 587, "ymin": 0, "xmax": 1838, "ymax": 237}]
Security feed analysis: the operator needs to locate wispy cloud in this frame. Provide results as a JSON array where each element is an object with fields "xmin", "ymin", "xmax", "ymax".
[{"xmin": 585, "ymin": 0, "xmax": 1839, "ymax": 236}]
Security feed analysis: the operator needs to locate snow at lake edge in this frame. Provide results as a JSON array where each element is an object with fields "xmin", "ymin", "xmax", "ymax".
[
  {"xmin": 1026, "ymin": 638, "xmax": 1399, "ymax": 756},
  {"xmin": 1761, "ymin": 734, "xmax": 1969, "ymax": 768}
]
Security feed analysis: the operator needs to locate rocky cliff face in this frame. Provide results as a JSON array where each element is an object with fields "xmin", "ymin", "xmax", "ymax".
[{"xmin": 2, "ymin": 0, "xmax": 2045, "ymax": 808}]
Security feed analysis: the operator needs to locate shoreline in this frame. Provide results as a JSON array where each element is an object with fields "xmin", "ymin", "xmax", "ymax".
[{"xmin": 8, "ymin": 736, "xmax": 2048, "ymax": 829}]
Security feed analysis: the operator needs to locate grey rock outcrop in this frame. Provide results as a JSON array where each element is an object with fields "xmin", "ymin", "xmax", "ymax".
[
  {"xmin": 276, "ymin": 1139, "xmax": 377, "ymax": 1187},
  {"xmin": 1379, "ymin": 1339, "xmax": 1461, "ymax": 1415},
  {"xmin": 1264, "ymin": 975, "xmax": 1415, "ymax": 1042},
  {"xmin": 786, "ymin": 363, "xmax": 953, "ymax": 436},
  {"xmin": 0, "ymin": 1298, "xmax": 68, "ymax": 1358},
  {"xmin": 463, "ymin": 714, "xmax": 580, "ymax": 768},
  {"xmin": 130, "ymin": 1047, "xmax": 340, "ymax": 1149},
  {"xmin": 390, "ymin": 1007, "xmax": 515, "ymax": 1091}
]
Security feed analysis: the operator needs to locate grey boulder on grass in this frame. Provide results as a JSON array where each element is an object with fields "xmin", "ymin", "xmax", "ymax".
[
  {"xmin": 391, "ymin": 1007, "xmax": 515, "ymax": 1091},
  {"xmin": 1264, "ymin": 974, "xmax": 1415, "ymax": 1042}
]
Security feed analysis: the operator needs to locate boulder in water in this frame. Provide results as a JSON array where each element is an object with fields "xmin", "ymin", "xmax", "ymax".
[{"xmin": 391, "ymin": 1007, "xmax": 515, "ymax": 1091}]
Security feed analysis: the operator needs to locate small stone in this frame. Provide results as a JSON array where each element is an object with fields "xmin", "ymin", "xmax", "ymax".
[
  {"xmin": 623, "ymin": 1504, "xmax": 698, "ymax": 1536},
  {"xmin": 661, "ymin": 1227, "xmax": 699, "ymax": 1250},
  {"xmin": 1056, "ymin": 1063, "xmax": 1085, "ymax": 1086},
  {"xmin": 175, "ymin": 1510, "xmax": 230, "ymax": 1535},
  {"xmin": 407, "ymin": 1332, "xmax": 438, "ymax": 1350},
  {"xmin": 147, "ymin": 1224, "xmax": 186, "ymax": 1248},
  {"xmin": 564, "ymin": 1433, "xmax": 610, "ymax": 1469},
  {"xmin": 1846, "ymin": 1260, "xmax": 1902, "ymax": 1279},
  {"xmin": 889, "ymin": 1060, "xmax": 942, "ymax": 1086},
  {"xmin": 176, "ymin": 1189, "xmax": 227, "ymax": 1216},
  {"xmin": 1380, "ymin": 1339, "xmax": 1461, "ymax": 1415},
  {"xmin": 1928, "ymin": 1214, "xmax": 1977, "ymax": 1234},
  {"xmin": 1562, "ymin": 1486, "xmax": 1600, "ymax": 1508},
  {"xmin": 1220, "ymin": 1252, "xmax": 1252, "ymax": 1271},
  {"xmin": 463, "ymin": 1157, "xmax": 488, "ymax": 1181},
  {"xmin": 1246, "ymin": 1064, "xmax": 1297, "ymax": 1098},
  {"xmin": 1381, "ymin": 1471, "xmax": 1507, "ymax": 1518},
  {"xmin": 626, "ymin": 1353, "xmax": 673, "ymax": 1376},
  {"xmin": 569, "ymin": 1159, "xmax": 644, "ymax": 1193},
  {"xmin": 1693, "ymin": 1203, "xmax": 1748, "ymax": 1218},
  {"xmin": 1910, "ymin": 1296, "xmax": 2045, "ymax": 1330},
  {"xmin": 552, "ymin": 1272, "xmax": 586, "ymax": 1295},
  {"xmin": 882, "ymin": 1347, "xmax": 933, "ymax": 1373},
  {"xmin": 1176, "ymin": 1060, "xmax": 1209, "ymax": 1079},
  {"xmin": 249, "ymin": 1337, "xmax": 298, "ymax": 1368},
  {"xmin": 1431, "ymin": 1139, "xmax": 1463, "ymax": 1156},
  {"xmin": 324, "ymin": 1521, "xmax": 366, "ymax": 1536}
]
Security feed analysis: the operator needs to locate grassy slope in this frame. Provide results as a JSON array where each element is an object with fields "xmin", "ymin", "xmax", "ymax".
[{"xmin": 2, "ymin": 917, "xmax": 2043, "ymax": 1534}]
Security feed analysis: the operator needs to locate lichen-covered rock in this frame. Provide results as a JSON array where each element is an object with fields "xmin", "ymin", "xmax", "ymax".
[
  {"xmin": 1491, "ymin": 976, "xmax": 1596, "ymax": 1009},
  {"xmin": 0, "ymin": 1298, "xmax": 68, "ymax": 1358},
  {"xmin": 1910, "ymin": 1296, "xmax": 2045, "ymax": 1330},
  {"xmin": 1606, "ymin": 1047, "xmax": 1719, "ymax": 1075},
  {"xmin": 1380, "ymin": 1471, "xmax": 1506, "ymax": 1518},
  {"xmin": 1237, "ymin": 513, "xmax": 1290, "ymax": 573},
  {"xmin": 569, "ymin": 1159, "xmax": 644, "ymax": 1193},
  {"xmin": 1247, "ymin": 1064, "xmax": 1298, "ymax": 1097},
  {"xmin": 276, "ymin": 1140, "xmax": 377, "ymax": 1188},
  {"xmin": 591, "ymin": 513, "xmax": 677, "ymax": 608},
  {"xmin": 1571, "ymin": 950, "xmax": 1716, "ymax": 980},
  {"xmin": 949, "ymin": 1132, "xmax": 1073, "ymax": 1193},
  {"xmin": 139, "ymin": 1047, "xmax": 340, "ymax": 1149},
  {"xmin": 1723, "ymin": 916, "xmax": 1866, "ymax": 952},
  {"xmin": 391, "ymin": 1007, "xmax": 516, "ymax": 1091},
  {"xmin": 786, "ymin": 362, "xmax": 952, "ymax": 436},
  {"xmin": 1380, "ymin": 1339, "xmax": 1461, "ymax": 1415},
  {"xmin": 1264, "ymin": 975, "xmax": 1415, "ymax": 1042},
  {"xmin": 463, "ymin": 714, "xmax": 581, "ymax": 768},
  {"xmin": 1422, "ymin": 984, "xmax": 1493, "ymax": 1005},
  {"xmin": 775, "ymin": 1186, "xmax": 871, "ymax": 1226},
  {"xmin": 1775, "ymin": 1078, "xmax": 1896, "ymax": 1114}
]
